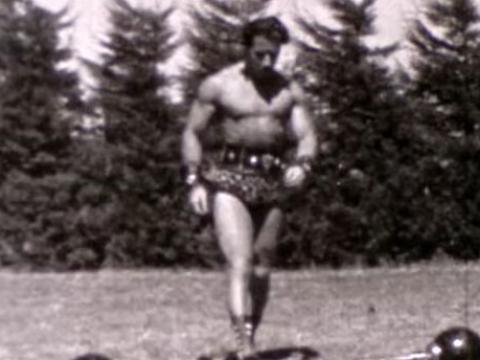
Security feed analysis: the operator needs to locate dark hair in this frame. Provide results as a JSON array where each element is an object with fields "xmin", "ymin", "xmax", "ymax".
[{"xmin": 242, "ymin": 16, "xmax": 289, "ymax": 47}]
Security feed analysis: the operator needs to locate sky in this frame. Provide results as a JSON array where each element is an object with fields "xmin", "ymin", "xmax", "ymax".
[
  {"xmin": 33, "ymin": 0, "xmax": 423, "ymax": 60},
  {"xmin": 30, "ymin": 0, "xmax": 440, "ymax": 96}
]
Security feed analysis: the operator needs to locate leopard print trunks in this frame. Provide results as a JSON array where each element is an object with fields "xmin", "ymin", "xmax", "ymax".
[
  {"xmin": 201, "ymin": 147, "xmax": 286, "ymax": 205},
  {"xmin": 202, "ymin": 165, "xmax": 282, "ymax": 205}
]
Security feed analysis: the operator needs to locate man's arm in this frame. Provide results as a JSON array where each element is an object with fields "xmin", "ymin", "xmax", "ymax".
[
  {"xmin": 181, "ymin": 77, "xmax": 218, "ymax": 173},
  {"xmin": 289, "ymin": 81, "xmax": 317, "ymax": 162},
  {"xmin": 282, "ymin": 81, "xmax": 317, "ymax": 188},
  {"xmin": 181, "ymin": 78, "xmax": 218, "ymax": 215}
]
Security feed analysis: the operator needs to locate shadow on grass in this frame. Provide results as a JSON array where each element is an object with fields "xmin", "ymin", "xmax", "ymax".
[
  {"xmin": 256, "ymin": 346, "xmax": 320, "ymax": 359},
  {"xmin": 198, "ymin": 346, "xmax": 320, "ymax": 360},
  {"xmin": 72, "ymin": 354, "xmax": 112, "ymax": 360}
]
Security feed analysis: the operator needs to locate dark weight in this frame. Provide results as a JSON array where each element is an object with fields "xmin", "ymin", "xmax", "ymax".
[{"xmin": 426, "ymin": 327, "xmax": 480, "ymax": 360}]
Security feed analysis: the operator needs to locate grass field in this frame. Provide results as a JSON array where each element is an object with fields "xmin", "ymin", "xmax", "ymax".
[{"xmin": 0, "ymin": 263, "xmax": 479, "ymax": 360}]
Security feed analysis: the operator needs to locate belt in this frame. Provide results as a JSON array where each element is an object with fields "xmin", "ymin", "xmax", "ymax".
[{"xmin": 220, "ymin": 144, "xmax": 285, "ymax": 173}]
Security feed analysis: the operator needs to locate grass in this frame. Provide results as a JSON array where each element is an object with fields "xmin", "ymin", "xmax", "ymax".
[{"xmin": 0, "ymin": 263, "xmax": 479, "ymax": 360}]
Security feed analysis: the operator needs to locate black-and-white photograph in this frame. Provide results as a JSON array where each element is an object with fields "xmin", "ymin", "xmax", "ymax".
[{"xmin": 1, "ymin": 0, "xmax": 480, "ymax": 359}]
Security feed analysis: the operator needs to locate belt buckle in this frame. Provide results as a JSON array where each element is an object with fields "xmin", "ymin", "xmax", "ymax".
[
  {"xmin": 261, "ymin": 153, "xmax": 275, "ymax": 171},
  {"xmin": 223, "ymin": 146, "xmax": 239, "ymax": 165}
]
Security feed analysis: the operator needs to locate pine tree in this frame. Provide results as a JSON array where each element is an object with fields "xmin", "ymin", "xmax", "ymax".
[
  {"xmin": 409, "ymin": 0, "xmax": 480, "ymax": 136},
  {"xmin": 0, "ymin": 1, "xmax": 80, "ymax": 179},
  {"xmin": 293, "ymin": 0, "xmax": 427, "ymax": 265},
  {"xmin": 83, "ymin": 0, "xmax": 186, "ymax": 267},
  {"xmin": 296, "ymin": 0, "xmax": 398, "ymax": 124},
  {"xmin": 0, "ymin": 0, "xmax": 84, "ymax": 267},
  {"xmin": 407, "ymin": 0, "xmax": 480, "ymax": 259}
]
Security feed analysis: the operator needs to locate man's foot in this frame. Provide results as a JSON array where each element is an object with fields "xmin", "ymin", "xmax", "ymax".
[
  {"xmin": 231, "ymin": 316, "xmax": 257, "ymax": 360},
  {"xmin": 234, "ymin": 347, "xmax": 258, "ymax": 360},
  {"xmin": 200, "ymin": 349, "xmax": 257, "ymax": 360},
  {"xmin": 198, "ymin": 347, "xmax": 233, "ymax": 360}
]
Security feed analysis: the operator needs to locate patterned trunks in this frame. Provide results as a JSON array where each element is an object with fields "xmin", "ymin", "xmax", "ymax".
[{"xmin": 201, "ymin": 147, "xmax": 286, "ymax": 205}]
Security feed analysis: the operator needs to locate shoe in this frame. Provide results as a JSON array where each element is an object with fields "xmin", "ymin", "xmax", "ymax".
[
  {"xmin": 231, "ymin": 316, "xmax": 257, "ymax": 360},
  {"xmin": 199, "ymin": 347, "xmax": 233, "ymax": 360}
]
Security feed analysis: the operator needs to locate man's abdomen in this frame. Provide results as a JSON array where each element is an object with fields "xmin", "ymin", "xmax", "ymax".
[{"xmin": 222, "ymin": 116, "xmax": 286, "ymax": 148}]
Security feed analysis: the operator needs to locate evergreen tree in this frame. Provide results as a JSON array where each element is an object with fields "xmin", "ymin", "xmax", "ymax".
[
  {"xmin": 0, "ymin": 0, "xmax": 84, "ymax": 267},
  {"xmin": 292, "ymin": 0, "xmax": 427, "ymax": 266},
  {"xmin": 83, "ymin": 0, "xmax": 187, "ymax": 267},
  {"xmin": 407, "ymin": 0, "xmax": 480, "ymax": 259},
  {"xmin": 0, "ymin": 0, "xmax": 80, "ymax": 179},
  {"xmin": 409, "ymin": 0, "xmax": 480, "ymax": 136}
]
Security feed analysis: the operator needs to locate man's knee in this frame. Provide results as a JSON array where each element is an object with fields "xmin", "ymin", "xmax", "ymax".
[
  {"xmin": 253, "ymin": 206, "xmax": 282, "ymax": 257},
  {"xmin": 229, "ymin": 255, "xmax": 254, "ymax": 276},
  {"xmin": 253, "ymin": 264, "xmax": 270, "ymax": 278},
  {"xmin": 254, "ymin": 244, "xmax": 276, "ymax": 268}
]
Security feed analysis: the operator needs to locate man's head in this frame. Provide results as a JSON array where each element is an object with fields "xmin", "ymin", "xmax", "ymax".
[{"xmin": 242, "ymin": 17, "xmax": 289, "ymax": 78}]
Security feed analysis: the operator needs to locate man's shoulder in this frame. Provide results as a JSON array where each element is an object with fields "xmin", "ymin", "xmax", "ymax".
[
  {"xmin": 197, "ymin": 62, "xmax": 243, "ymax": 101},
  {"xmin": 287, "ymin": 79, "xmax": 307, "ymax": 103},
  {"xmin": 207, "ymin": 62, "xmax": 244, "ymax": 83}
]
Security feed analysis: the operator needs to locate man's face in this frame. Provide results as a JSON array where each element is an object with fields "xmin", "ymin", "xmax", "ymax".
[{"xmin": 246, "ymin": 35, "xmax": 281, "ymax": 78}]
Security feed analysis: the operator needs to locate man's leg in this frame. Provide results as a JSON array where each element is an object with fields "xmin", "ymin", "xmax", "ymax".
[
  {"xmin": 213, "ymin": 192, "xmax": 255, "ymax": 355},
  {"xmin": 251, "ymin": 206, "xmax": 283, "ymax": 336}
]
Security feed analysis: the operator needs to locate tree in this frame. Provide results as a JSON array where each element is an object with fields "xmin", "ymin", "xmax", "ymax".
[
  {"xmin": 0, "ymin": 0, "xmax": 85, "ymax": 268},
  {"xmin": 292, "ymin": 0, "xmax": 428, "ymax": 266},
  {"xmin": 409, "ymin": 0, "xmax": 480, "ymax": 136},
  {"xmin": 83, "ymin": 0, "xmax": 188, "ymax": 267},
  {"xmin": 407, "ymin": 0, "xmax": 480, "ymax": 259},
  {"xmin": 0, "ymin": 0, "xmax": 81, "ymax": 179}
]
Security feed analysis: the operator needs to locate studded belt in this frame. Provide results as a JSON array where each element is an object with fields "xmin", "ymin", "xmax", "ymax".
[{"xmin": 219, "ymin": 144, "xmax": 285, "ymax": 174}]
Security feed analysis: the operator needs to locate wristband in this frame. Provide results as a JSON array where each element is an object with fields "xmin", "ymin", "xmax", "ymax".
[
  {"xmin": 183, "ymin": 162, "xmax": 201, "ymax": 186},
  {"xmin": 293, "ymin": 156, "xmax": 314, "ymax": 173},
  {"xmin": 185, "ymin": 172, "xmax": 201, "ymax": 187}
]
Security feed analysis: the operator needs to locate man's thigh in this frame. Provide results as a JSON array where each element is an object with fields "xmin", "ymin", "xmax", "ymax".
[
  {"xmin": 213, "ymin": 191, "xmax": 255, "ymax": 263},
  {"xmin": 252, "ymin": 205, "xmax": 283, "ymax": 266}
]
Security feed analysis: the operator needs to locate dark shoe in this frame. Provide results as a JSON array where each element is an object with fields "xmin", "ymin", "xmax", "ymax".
[
  {"xmin": 231, "ymin": 316, "xmax": 257, "ymax": 359},
  {"xmin": 198, "ymin": 345, "xmax": 235, "ymax": 360}
]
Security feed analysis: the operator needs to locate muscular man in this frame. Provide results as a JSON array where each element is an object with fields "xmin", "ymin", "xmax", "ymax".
[{"xmin": 182, "ymin": 17, "xmax": 317, "ymax": 359}]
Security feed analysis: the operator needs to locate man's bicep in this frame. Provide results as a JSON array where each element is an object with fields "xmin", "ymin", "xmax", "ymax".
[
  {"xmin": 186, "ymin": 78, "xmax": 219, "ymax": 132},
  {"xmin": 187, "ymin": 98, "xmax": 216, "ymax": 132},
  {"xmin": 290, "ymin": 103, "xmax": 315, "ymax": 139},
  {"xmin": 182, "ymin": 94, "xmax": 216, "ymax": 166},
  {"xmin": 289, "ymin": 81, "xmax": 315, "ymax": 135},
  {"xmin": 289, "ymin": 101, "xmax": 318, "ymax": 159}
]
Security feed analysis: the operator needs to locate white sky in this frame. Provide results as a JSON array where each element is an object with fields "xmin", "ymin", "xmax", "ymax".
[
  {"xmin": 31, "ymin": 0, "xmax": 474, "ymax": 94},
  {"xmin": 34, "ymin": 0, "xmax": 421, "ymax": 63}
]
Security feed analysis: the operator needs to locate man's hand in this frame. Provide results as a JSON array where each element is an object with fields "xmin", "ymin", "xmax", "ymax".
[
  {"xmin": 283, "ymin": 165, "xmax": 307, "ymax": 188},
  {"xmin": 188, "ymin": 184, "xmax": 210, "ymax": 215}
]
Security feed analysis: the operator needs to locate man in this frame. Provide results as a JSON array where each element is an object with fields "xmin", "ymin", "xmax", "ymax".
[{"xmin": 182, "ymin": 17, "xmax": 317, "ymax": 359}]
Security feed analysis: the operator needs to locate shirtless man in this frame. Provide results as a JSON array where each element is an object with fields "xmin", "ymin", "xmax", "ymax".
[{"xmin": 181, "ymin": 17, "xmax": 317, "ymax": 359}]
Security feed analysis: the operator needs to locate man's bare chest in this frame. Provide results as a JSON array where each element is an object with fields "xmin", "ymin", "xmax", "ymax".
[{"xmin": 216, "ymin": 79, "xmax": 293, "ymax": 120}]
